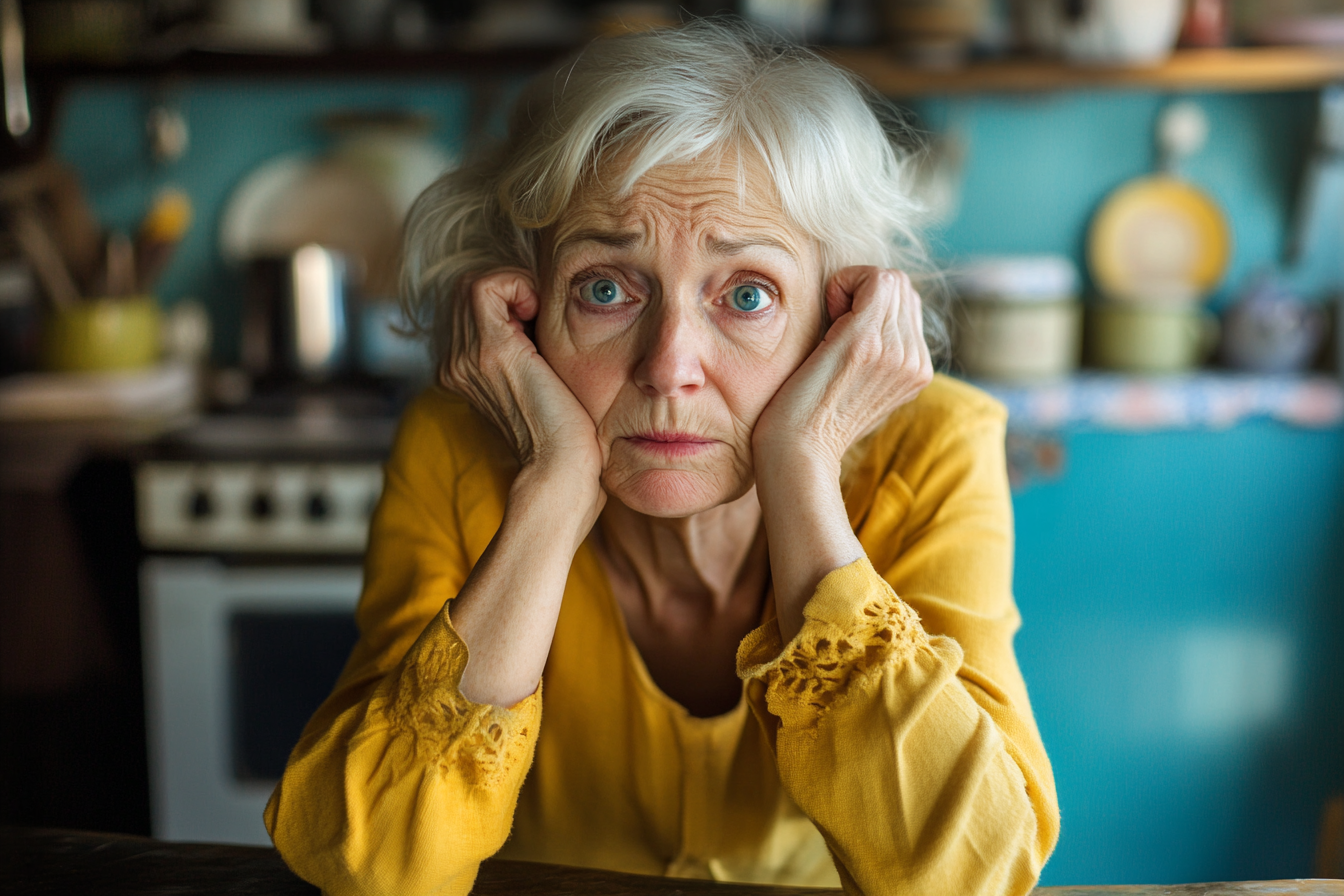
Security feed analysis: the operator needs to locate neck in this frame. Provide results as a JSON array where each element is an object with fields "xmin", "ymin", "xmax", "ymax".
[{"xmin": 596, "ymin": 490, "xmax": 764, "ymax": 618}]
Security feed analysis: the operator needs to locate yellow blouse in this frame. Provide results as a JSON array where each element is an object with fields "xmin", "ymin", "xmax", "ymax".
[{"xmin": 265, "ymin": 374, "xmax": 1060, "ymax": 896}]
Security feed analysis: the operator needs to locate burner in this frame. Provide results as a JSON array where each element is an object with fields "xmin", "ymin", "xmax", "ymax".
[{"xmin": 137, "ymin": 381, "xmax": 410, "ymax": 554}]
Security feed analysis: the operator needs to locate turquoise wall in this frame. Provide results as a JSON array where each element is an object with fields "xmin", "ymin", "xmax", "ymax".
[
  {"xmin": 52, "ymin": 75, "xmax": 1344, "ymax": 886},
  {"xmin": 915, "ymin": 90, "xmax": 1342, "ymax": 302},
  {"xmin": 1014, "ymin": 423, "xmax": 1344, "ymax": 884}
]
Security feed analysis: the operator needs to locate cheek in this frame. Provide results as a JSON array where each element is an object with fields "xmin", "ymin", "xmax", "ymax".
[
  {"xmin": 543, "ymin": 339, "xmax": 630, "ymax": 421},
  {"xmin": 715, "ymin": 325, "xmax": 816, "ymax": 426}
]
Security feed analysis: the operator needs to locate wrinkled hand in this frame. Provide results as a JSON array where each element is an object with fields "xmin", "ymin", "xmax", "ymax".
[
  {"xmin": 753, "ymin": 267, "xmax": 933, "ymax": 473},
  {"xmin": 442, "ymin": 270, "xmax": 606, "ymax": 498}
]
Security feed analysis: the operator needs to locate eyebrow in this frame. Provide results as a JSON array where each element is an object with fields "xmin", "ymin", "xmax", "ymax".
[
  {"xmin": 706, "ymin": 235, "xmax": 798, "ymax": 261},
  {"xmin": 554, "ymin": 229, "xmax": 641, "ymax": 255},
  {"xmin": 553, "ymin": 230, "xmax": 801, "ymax": 265}
]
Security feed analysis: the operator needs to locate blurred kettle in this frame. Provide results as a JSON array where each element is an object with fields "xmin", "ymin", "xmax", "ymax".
[{"xmin": 241, "ymin": 244, "xmax": 354, "ymax": 384}]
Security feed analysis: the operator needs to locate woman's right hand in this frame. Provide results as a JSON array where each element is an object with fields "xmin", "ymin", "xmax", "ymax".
[
  {"xmin": 442, "ymin": 270, "xmax": 606, "ymax": 505},
  {"xmin": 440, "ymin": 270, "xmax": 605, "ymax": 706}
]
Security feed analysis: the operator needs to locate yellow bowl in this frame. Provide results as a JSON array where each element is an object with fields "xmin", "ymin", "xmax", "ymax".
[{"xmin": 42, "ymin": 296, "xmax": 162, "ymax": 372}]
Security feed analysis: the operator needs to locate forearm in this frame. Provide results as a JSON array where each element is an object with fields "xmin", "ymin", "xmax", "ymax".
[
  {"xmin": 755, "ymin": 449, "xmax": 863, "ymax": 642},
  {"xmin": 738, "ymin": 561, "xmax": 1053, "ymax": 896},
  {"xmin": 450, "ymin": 462, "xmax": 600, "ymax": 706}
]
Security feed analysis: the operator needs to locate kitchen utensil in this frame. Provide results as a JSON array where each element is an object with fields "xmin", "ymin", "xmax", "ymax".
[
  {"xmin": 101, "ymin": 230, "xmax": 136, "ymax": 297},
  {"xmin": 136, "ymin": 189, "xmax": 193, "ymax": 292},
  {"xmin": 1285, "ymin": 85, "xmax": 1344, "ymax": 265},
  {"xmin": 8, "ymin": 203, "xmax": 79, "ymax": 309},
  {"xmin": 1220, "ymin": 278, "xmax": 1325, "ymax": 373},
  {"xmin": 953, "ymin": 255, "xmax": 1082, "ymax": 381},
  {"xmin": 1, "ymin": 0, "xmax": 30, "ymax": 138},
  {"xmin": 241, "ymin": 245, "xmax": 354, "ymax": 384},
  {"xmin": 1088, "ymin": 174, "xmax": 1231, "ymax": 304},
  {"xmin": 0, "ymin": 159, "xmax": 105, "ymax": 291},
  {"xmin": 1023, "ymin": 0, "xmax": 1184, "ymax": 65},
  {"xmin": 1091, "ymin": 300, "xmax": 1219, "ymax": 372},
  {"xmin": 220, "ymin": 153, "xmax": 399, "ymax": 296},
  {"xmin": 41, "ymin": 294, "xmax": 161, "ymax": 372}
]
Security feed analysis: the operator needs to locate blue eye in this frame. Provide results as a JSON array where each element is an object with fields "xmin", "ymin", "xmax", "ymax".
[
  {"xmin": 729, "ymin": 284, "xmax": 769, "ymax": 312},
  {"xmin": 580, "ymin": 278, "xmax": 623, "ymax": 305}
]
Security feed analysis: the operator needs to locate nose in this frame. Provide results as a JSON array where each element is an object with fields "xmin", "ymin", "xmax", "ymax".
[{"xmin": 633, "ymin": 298, "xmax": 707, "ymax": 399}]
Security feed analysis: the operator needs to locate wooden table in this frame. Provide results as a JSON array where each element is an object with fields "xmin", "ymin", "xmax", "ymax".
[{"xmin": 3, "ymin": 828, "xmax": 1341, "ymax": 896}]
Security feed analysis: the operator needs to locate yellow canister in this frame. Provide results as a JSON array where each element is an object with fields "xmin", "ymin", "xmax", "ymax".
[{"xmin": 42, "ymin": 296, "xmax": 162, "ymax": 373}]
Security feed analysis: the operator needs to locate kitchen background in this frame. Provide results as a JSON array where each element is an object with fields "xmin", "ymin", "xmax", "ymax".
[{"xmin": 1, "ymin": 0, "xmax": 1342, "ymax": 888}]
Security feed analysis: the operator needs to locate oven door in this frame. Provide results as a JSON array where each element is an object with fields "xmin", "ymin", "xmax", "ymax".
[{"xmin": 141, "ymin": 557, "xmax": 361, "ymax": 845}]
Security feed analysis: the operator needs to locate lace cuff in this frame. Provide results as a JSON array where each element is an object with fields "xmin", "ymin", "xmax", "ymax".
[
  {"xmin": 737, "ymin": 557, "xmax": 926, "ymax": 730},
  {"xmin": 382, "ymin": 611, "xmax": 541, "ymax": 789}
]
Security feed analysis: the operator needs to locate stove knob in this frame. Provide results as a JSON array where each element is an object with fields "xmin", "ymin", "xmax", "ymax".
[
  {"xmin": 188, "ymin": 489, "xmax": 213, "ymax": 520},
  {"xmin": 249, "ymin": 491, "xmax": 275, "ymax": 521},
  {"xmin": 305, "ymin": 491, "xmax": 330, "ymax": 521}
]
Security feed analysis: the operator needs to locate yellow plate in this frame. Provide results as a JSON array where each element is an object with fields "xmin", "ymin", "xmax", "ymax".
[{"xmin": 1088, "ymin": 175, "xmax": 1231, "ymax": 302}]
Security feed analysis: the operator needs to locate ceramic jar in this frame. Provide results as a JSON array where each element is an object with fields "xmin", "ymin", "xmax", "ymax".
[{"xmin": 953, "ymin": 255, "xmax": 1082, "ymax": 381}]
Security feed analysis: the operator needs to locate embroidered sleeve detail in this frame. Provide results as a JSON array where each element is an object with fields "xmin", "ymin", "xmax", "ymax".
[
  {"xmin": 738, "ymin": 557, "xmax": 927, "ymax": 729},
  {"xmin": 382, "ymin": 611, "xmax": 540, "ymax": 789}
]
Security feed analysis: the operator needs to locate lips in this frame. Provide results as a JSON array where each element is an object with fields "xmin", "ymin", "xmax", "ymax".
[{"xmin": 624, "ymin": 431, "xmax": 716, "ymax": 457}]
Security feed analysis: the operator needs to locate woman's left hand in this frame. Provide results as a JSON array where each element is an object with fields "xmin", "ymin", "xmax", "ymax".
[
  {"xmin": 753, "ymin": 266, "xmax": 933, "ymax": 474},
  {"xmin": 752, "ymin": 267, "xmax": 933, "ymax": 641}
]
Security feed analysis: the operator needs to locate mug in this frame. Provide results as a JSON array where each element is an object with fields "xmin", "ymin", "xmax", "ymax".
[{"xmin": 1090, "ymin": 301, "xmax": 1219, "ymax": 373}]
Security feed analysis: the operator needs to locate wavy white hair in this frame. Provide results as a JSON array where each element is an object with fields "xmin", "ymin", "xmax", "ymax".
[{"xmin": 401, "ymin": 19, "xmax": 945, "ymax": 366}]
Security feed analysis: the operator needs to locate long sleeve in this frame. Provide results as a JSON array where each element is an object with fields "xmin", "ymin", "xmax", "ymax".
[
  {"xmin": 737, "ymin": 381, "xmax": 1060, "ymax": 896},
  {"xmin": 264, "ymin": 391, "xmax": 541, "ymax": 896}
]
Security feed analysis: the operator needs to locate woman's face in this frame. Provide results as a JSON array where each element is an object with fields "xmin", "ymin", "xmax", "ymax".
[{"xmin": 535, "ymin": 155, "xmax": 825, "ymax": 518}]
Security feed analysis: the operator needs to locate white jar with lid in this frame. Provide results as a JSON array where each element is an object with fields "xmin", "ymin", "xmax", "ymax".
[{"xmin": 952, "ymin": 254, "xmax": 1082, "ymax": 382}]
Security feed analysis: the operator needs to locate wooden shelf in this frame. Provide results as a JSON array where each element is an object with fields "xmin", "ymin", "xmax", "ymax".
[
  {"xmin": 32, "ymin": 44, "xmax": 1344, "ymax": 95},
  {"xmin": 826, "ymin": 46, "xmax": 1344, "ymax": 97},
  {"xmin": 30, "ymin": 44, "xmax": 575, "ymax": 81}
]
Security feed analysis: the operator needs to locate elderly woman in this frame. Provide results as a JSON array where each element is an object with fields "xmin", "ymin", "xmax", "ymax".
[{"xmin": 266, "ymin": 21, "xmax": 1059, "ymax": 896}]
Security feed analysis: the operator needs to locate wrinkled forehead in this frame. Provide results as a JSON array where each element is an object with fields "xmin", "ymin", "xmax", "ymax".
[{"xmin": 548, "ymin": 150, "xmax": 804, "ymax": 262}]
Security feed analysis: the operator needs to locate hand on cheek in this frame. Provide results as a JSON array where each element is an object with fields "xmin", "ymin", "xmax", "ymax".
[
  {"xmin": 441, "ymin": 269, "xmax": 606, "ymax": 509},
  {"xmin": 753, "ymin": 266, "xmax": 933, "ymax": 473},
  {"xmin": 751, "ymin": 266, "xmax": 932, "ymax": 640}
]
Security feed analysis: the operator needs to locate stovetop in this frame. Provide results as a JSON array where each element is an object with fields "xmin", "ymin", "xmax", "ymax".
[
  {"xmin": 136, "ymin": 382, "xmax": 412, "ymax": 553},
  {"xmin": 149, "ymin": 383, "xmax": 407, "ymax": 463}
]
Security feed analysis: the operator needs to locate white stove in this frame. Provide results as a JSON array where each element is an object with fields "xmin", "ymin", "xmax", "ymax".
[
  {"xmin": 136, "ymin": 393, "xmax": 401, "ymax": 845},
  {"xmin": 137, "ymin": 407, "xmax": 396, "ymax": 555}
]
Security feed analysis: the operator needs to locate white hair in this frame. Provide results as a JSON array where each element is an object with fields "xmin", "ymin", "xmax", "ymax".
[{"xmin": 401, "ymin": 19, "xmax": 946, "ymax": 365}]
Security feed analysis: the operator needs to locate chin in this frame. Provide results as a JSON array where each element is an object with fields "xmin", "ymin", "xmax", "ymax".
[{"xmin": 604, "ymin": 469, "xmax": 745, "ymax": 518}]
